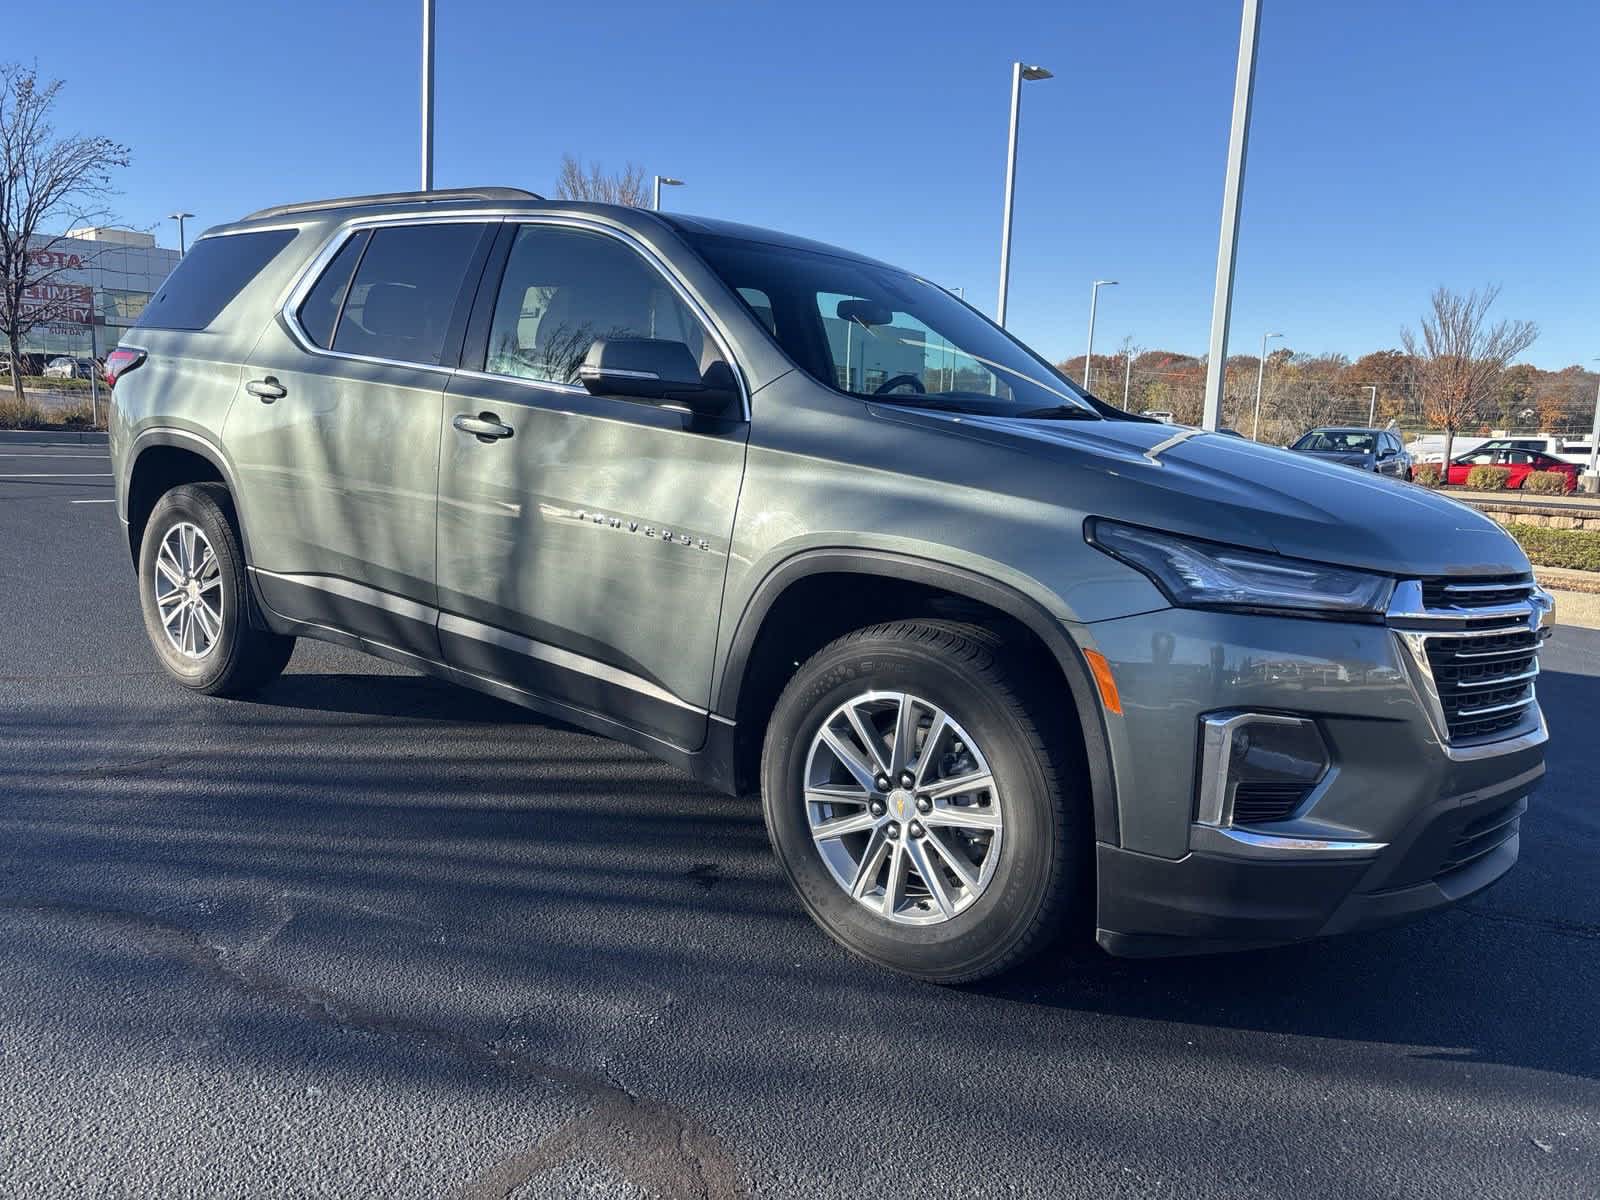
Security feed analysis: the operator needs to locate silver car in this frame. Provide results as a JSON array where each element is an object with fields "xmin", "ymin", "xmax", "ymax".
[{"xmin": 1290, "ymin": 426, "xmax": 1414, "ymax": 479}]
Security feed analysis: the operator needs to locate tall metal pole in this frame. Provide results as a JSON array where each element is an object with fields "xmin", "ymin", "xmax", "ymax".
[
  {"xmin": 1123, "ymin": 345, "xmax": 1134, "ymax": 410},
  {"xmin": 1201, "ymin": 0, "xmax": 1263, "ymax": 431},
  {"xmin": 87, "ymin": 311, "xmax": 99, "ymax": 428},
  {"xmin": 996, "ymin": 63, "xmax": 1024, "ymax": 328},
  {"xmin": 1084, "ymin": 279, "xmax": 1117, "ymax": 392},
  {"xmin": 1363, "ymin": 384, "xmax": 1378, "ymax": 425},
  {"xmin": 1251, "ymin": 329, "xmax": 1280, "ymax": 441},
  {"xmin": 168, "ymin": 212, "xmax": 193, "ymax": 256},
  {"xmin": 421, "ymin": 0, "xmax": 436, "ymax": 191},
  {"xmin": 653, "ymin": 176, "xmax": 661, "ymax": 211}
]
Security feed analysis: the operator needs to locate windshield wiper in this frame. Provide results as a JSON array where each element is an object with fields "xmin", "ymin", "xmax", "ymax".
[{"xmin": 1013, "ymin": 405, "xmax": 1101, "ymax": 420}]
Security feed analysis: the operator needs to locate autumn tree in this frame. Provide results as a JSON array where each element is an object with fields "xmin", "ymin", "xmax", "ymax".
[
  {"xmin": 1402, "ymin": 285, "xmax": 1538, "ymax": 466},
  {"xmin": 0, "ymin": 65, "xmax": 130, "ymax": 401},
  {"xmin": 554, "ymin": 155, "xmax": 649, "ymax": 207}
]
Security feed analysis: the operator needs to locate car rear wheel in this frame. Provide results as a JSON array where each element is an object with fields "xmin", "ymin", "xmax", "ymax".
[
  {"xmin": 761, "ymin": 620, "xmax": 1086, "ymax": 983},
  {"xmin": 138, "ymin": 483, "xmax": 295, "ymax": 696}
]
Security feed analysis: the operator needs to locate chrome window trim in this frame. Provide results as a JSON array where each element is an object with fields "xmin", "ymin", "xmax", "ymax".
[{"xmin": 275, "ymin": 211, "xmax": 752, "ymax": 420}]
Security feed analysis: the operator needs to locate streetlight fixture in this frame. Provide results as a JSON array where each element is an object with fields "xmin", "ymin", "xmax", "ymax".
[
  {"xmin": 653, "ymin": 176, "xmax": 684, "ymax": 211},
  {"xmin": 168, "ymin": 212, "xmax": 194, "ymax": 256},
  {"xmin": 1250, "ymin": 330, "xmax": 1282, "ymax": 441},
  {"xmin": 1083, "ymin": 279, "xmax": 1118, "ymax": 392},
  {"xmin": 995, "ymin": 62, "xmax": 1052, "ymax": 328}
]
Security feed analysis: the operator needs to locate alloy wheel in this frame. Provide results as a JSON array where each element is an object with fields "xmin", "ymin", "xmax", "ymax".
[
  {"xmin": 153, "ymin": 521, "xmax": 223, "ymax": 660},
  {"xmin": 803, "ymin": 691, "xmax": 1004, "ymax": 925}
]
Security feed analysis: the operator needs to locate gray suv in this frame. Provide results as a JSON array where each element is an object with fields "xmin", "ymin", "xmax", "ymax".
[{"xmin": 107, "ymin": 188, "xmax": 1554, "ymax": 983}]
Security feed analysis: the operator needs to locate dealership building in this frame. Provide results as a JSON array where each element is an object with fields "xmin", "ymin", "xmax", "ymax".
[{"xmin": 18, "ymin": 227, "xmax": 180, "ymax": 362}]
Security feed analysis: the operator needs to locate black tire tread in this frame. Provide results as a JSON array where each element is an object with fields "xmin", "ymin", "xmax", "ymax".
[{"xmin": 764, "ymin": 618, "xmax": 1087, "ymax": 984}]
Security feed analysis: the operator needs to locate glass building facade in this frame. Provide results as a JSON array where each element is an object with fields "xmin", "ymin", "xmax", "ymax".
[{"xmin": 18, "ymin": 227, "xmax": 181, "ymax": 361}]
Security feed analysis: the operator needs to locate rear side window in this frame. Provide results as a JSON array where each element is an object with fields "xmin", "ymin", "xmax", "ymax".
[
  {"xmin": 297, "ymin": 229, "xmax": 370, "ymax": 348},
  {"xmin": 136, "ymin": 229, "xmax": 297, "ymax": 330},
  {"xmin": 332, "ymin": 223, "xmax": 486, "ymax": 366}
]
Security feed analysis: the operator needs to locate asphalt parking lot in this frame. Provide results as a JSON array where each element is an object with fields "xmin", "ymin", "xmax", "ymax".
[{"xmin": 2, "ymin": 435, "xmax": 1597, "ymax": 1199}]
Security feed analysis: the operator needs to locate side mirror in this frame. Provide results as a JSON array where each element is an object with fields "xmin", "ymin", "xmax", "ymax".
[{"xmin": 578, "ymin": 338, "xmax": 739, "ymax": 416}]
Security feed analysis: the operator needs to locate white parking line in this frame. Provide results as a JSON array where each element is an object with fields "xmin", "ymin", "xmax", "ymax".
[
  {"xmin": 70, "ymin": 498, "xmax": 116, "ymax": 504},
  {"xmin": 0, "ymin": 472, "xmax": 113, "ymax": 478}
]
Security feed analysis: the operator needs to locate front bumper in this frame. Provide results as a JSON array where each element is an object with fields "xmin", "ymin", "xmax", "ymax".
[{"xmin": 1080, "ymin": 594, "xmax": 1550, "ymax": 958}]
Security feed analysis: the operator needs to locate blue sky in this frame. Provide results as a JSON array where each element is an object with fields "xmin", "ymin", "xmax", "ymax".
[{"xmin": 18, "ymin": 0, "xmax": 1597, "ymax": 368}]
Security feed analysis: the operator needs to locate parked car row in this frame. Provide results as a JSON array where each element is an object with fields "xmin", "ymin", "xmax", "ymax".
[
  {"xmin": 1406, "ymin": 432, "xmax": 1595, "ymax": 467},
  {"xmin": 42, "ymin": 356, "xmax": 104, "ymax": 381}
]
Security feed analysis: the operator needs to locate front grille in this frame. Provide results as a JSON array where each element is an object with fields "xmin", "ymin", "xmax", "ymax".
[
  {"xmin": 1231, "ymin": 780, "xmax": 1309, "ymax": 825},
  {"xmin": 1391, "ymin": 577, "xmax": 1548, "ymax": 746},
  {"xmin": 1421, "ymin": 575, "xmax": 1535, "ymax": 610},
  {"xmin": 1439, "ymin": 799, "xmax": 1524, "ymax": 876},
  {"xmin": 1427, "ymin": 628, "xmax": 1541, "ymax": 740}
]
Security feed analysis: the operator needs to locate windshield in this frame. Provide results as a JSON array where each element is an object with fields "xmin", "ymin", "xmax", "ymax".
[
  {"xmin": 685, "ymin": 234, "xmax": 1098, "ymax": 418},
  {"xmin": 1294, "ymin": 430, "xmax": 1375, "ymax": 453}
]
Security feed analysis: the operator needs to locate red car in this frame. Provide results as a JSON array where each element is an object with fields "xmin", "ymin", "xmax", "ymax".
[{"xmin": 1447, "ymin": 446, "xmax": 1580, "ymax": 491}]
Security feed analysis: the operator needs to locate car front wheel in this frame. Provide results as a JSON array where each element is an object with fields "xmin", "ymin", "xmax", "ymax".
[{"xmin": 761, "ymin": 620, "xmax": 1086, "ymax": 983}]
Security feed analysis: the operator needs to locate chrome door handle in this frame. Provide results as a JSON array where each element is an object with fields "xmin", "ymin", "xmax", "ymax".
[
  {"xmin": 245, "ymin": 377, "xmax": 287, "ymax": 402},
  {"xmin": 453, "ymin": 412, "xmax": 514, "ymax": 442}
]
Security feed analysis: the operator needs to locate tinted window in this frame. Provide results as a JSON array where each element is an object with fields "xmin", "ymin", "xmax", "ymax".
[
  {"xmin": 484, "ymin": 224, "xmax": 718, "ymax": 386},
  {"xmin": 297, "ymin": 229, "xmax": 370, "ymax": 348},
  {"xmin": 1293, "ymin": 430, "xmax": 1375, "ymax": 453},
  {"xmin": 332, "ymin": 223, "xmax": 486, "ymax": 366},
  {"xmin": 136, "ymin": 229, "xmax": 296, "ymax": 331}
]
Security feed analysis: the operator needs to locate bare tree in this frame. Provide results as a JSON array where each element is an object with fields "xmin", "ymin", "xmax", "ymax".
[
  {"xmin": 554, "ymin": 155, "xmax": 649, "ymax": 207},
  {"xmin": 1402, "ymin": 285, "xmax": 1538, "ymax": 467},
  {"xmin": 0, "ymin": 65, "xmax": 130, "ymax": 401}
]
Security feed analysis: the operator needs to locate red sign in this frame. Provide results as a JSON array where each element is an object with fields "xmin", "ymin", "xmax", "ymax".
[{"xmin": 28, "ymin": 248, "xmax": 84, "ymax": 270}]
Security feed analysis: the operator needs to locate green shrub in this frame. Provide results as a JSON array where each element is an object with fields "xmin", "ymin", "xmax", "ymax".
[
  {"xmin": 1465, "ymin": 464, "xmax": 1512, "ymax": 490},
  {"xmin": 1506, "ymin": 524, "xmax": 1600, "ymax": 573},
  {"xmin": 1411, "ymin": 463, "xmax": 1442, "ymax": 487},
  {"xmin": 1522, "ymin": 470, "xmax": 1572, "ymax": 496}
]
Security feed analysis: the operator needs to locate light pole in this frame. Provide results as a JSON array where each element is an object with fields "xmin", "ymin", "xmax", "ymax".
[
  {"xmin": 652, "ymin": 176, "xmax": 684, "ymax": 211},
  {"xmin": 995, "ymin": 62, "xmax": 1053, "ymax": 328},
  {"xmin": 421, "ymin": 0, "xmax": 435, "ymax": 189},
  {"xmin": 1123, "ymin": 343, "xmax": 1135, "ymax": 410},
  {"xmin": 1201, "ymin": 0, "xmax": 1263, "ymax": 431},
  {"xmin": 1361, "ymin": 384, "xmax": 1378, "ymax": 426},
  {"xmin": 168, "ymin": 212, "xmax": 194, "ymax": 256},
  {"xmin": 1250, "ymin": 330, "xmax": 1281, "ymax": 441},
  {"xmin": 1083, "ymin": 279, "xmax": 1118, "ymax": 392}
]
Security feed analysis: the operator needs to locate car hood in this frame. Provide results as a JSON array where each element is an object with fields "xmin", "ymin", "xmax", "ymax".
[{"xmin": 893, "ymin": 410, "xmax": 1527, "ymax": 578}]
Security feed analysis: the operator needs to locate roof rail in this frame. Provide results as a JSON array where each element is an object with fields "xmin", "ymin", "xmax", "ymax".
[{"xmin": 242, "ymin": 187, "xmax": 544, "ymax": 222}]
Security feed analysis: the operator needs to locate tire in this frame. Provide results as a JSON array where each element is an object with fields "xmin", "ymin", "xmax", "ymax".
[
  {"xmin": 760, "ymin": 620, "xmax": 1087, "ymax": 984},
  {"xmin": 137, "ymin": 482, "xmax": 295, "ymax": 696}
]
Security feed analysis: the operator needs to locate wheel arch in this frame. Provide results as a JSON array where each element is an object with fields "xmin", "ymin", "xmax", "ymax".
[
  {"xmin": 125, "ymin": 429, "xmax": 244, "ymax": 569},
  {"xmin": 716, "ymin": 549, "xmax": 1120, "ymax": 846}
]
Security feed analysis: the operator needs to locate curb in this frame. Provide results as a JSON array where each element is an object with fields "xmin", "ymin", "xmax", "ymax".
[{"xmin": 0, "ymin": 429, "xmax": 109, "ymax": 444}]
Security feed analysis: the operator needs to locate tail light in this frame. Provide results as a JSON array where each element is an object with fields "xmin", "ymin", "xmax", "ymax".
[{"xmin": 103, "ymin": 347, "xmax": 146, "ymax": 388}]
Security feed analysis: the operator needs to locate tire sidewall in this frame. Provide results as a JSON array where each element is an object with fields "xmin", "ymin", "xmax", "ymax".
[
  {"xmin": 762, "ymin": 632, "xmax": 1061, "ymax": 980},
  {"xmin": 138, "ymin": 485, "xmax": 250, "ymax": 691}
]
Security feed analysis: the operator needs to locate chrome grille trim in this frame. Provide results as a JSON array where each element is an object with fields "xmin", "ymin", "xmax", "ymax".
[{"xmin": 1388, "ymin": 578, "xmax": 1553, "ymax": 750}]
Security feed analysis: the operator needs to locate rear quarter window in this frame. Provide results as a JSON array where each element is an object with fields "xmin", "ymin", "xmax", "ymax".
[{"xmin": 136, "ymin": 229, "xmax": 298, "ymax": 331}]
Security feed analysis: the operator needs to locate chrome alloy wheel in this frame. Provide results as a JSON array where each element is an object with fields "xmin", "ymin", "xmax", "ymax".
[
  {"xmin": 803, "ymin": 691, "xmax": 1004, "ymax": 925},
  {"xmin": 153, "ymin": 521, "xmax": 223, "ymax": 660}
]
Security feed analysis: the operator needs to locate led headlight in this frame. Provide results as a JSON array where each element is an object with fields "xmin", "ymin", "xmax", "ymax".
[{"xmin": 1086, "ymin": 519, "xmax": 1394, "ymax": 619}]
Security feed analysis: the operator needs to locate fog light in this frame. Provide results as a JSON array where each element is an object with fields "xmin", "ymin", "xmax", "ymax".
[{"xmin": 1196, "ymin": 712, "xmax": 1329, "ymax": 828}]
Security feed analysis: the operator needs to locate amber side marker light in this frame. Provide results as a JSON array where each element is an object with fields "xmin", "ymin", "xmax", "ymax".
[{"xmin": 1082, "ymin": 649, "xmax": 1122, "ymax": 716}]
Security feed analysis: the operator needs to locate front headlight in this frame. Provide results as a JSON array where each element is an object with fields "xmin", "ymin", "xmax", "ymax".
[{"xmin": 1086, "ymin": 519, "xmax": 1394, "ymax": 619}]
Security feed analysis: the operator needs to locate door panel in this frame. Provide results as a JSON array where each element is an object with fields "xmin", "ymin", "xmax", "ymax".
[
  {"xmin": 434, "ymin": 220, "xmax": 749, "ymax": 749},
  {"xmin": 436, "ymin": 374, "xmax": 747, "ymax": 747},
  {"xmin": 223, "ymin": 220, "xmax": 494, "ymax": 655}
]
